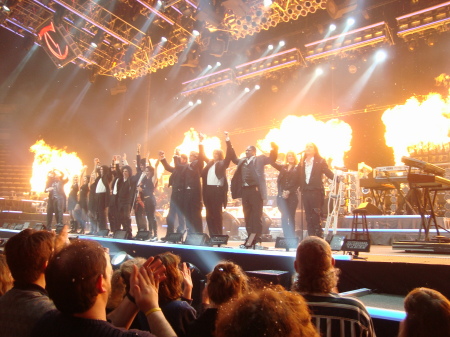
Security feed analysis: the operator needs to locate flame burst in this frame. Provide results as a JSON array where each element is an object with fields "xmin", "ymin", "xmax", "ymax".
[
  {"xmin": 30, "ymin": 140, "xmax": 84, "ymax": 195},
  {"xmin": 176, "ymin": 128, "xmax": 222, "ymax": 159},
  {"xmin": 382, "ymin": 93, "xmax": 450, "ymax": 165},
  {"xmin": 257, "ymin": 115, "xmax": 352, "ymax": 167}
]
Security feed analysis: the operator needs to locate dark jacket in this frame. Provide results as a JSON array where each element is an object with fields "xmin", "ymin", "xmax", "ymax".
[
  {"xmin": 298, "ymin": 155, "xmax": 334, "ymax": 191},
  {"xmin": 199, "ymin": 140, "xmax": 233, "ymax": 208},
  {"xmin": 161, "ymin": 157, "xmax": 187, "ymax": 192},
  {"xmin": 230, "ymin": 144, "xmax": 278, "ymax": 200},
  {"xmin": 271, "ymin": 162, "xmax": 300, "ymax": 197}
]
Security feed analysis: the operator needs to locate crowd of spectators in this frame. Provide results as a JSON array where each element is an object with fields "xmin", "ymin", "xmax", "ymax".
[{"xmin": 0, "ymin": 228, "xmax": 449, "ymax": 337}]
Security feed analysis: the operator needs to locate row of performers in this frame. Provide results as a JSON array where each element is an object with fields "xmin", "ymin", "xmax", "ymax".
[{"xmin": 45, "ymin": 132, "xmax": 334, "ymax": 240}]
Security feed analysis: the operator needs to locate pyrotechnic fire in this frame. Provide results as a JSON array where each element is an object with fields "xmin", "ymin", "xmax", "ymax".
[
  {"xmin": 30, "ymin": 140, "xmax": 84, "ymax": 196},
  {"xmin": 382, "ymin": 93, "xmax": 450, "ymax": 165},
  {"xmin": 257, "ymin": 115, "xmax": 352, "ymax": 167},
  {"xmin": 176, "ymin": 128, "xmax": 222, "ymax": 159}
]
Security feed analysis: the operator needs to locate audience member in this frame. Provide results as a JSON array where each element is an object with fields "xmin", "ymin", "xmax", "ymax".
[
  {"xmin": 216, "ymin": 287, "xmax": 319, "ymax": 337},
  {"xmin": 293, "ymin": 236, "xmax": 375, "ymax": 337},
  {"xmin": 31, "ymin": 239, "xmax": 176, "ymax": 337},
  {"xmin": 0, "ymin": 254, "xmax": 13, "ymax": 296},
  {"xmin": 156, "ymin": 252, "xmax": 196, "ymax": 337},
  {"xmin": 0, "ymin": 227, "xmax": 68, "ymax": 337},
  {"xmin": 398, "ymin": 287, "xmax": 450, "ymax": 337},
  {"xmin": 187, "ymin": 261, "xmax": 249, "ymax": 337}
]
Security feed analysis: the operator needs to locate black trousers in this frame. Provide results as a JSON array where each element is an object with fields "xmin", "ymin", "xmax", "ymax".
[
  {"xmin": 108, "ymin": 195, "xmax": 120, "ymax": 232},
  {"xmin": 183, "ymin": 188, "xmax": 203, "ymax": 234},
  {"xmin": 277, "ymin": 193, "xmax": 298, "ymax": 238},
  {"xmin": 118, "ymin": 203, "xmax": 132, "ymax": 237},
  {"xmin": 135, "ymin": 199, "xmax": 148, "ymax": 232},
  {"xmin": 46, "ymin": 197, "xmax": 64, "ymax": 227},
  {"xmin": 166, "ymin": 190, "xmax": 185, "ymax": 234},
  {"xmin": 242, "ymin": 186, "xmax": 263, "ymax": 236},
  {"xmin": 204, "ymin": 185, "xmax": 224, "ymax": 235},
  {"xmin": 95, "ymin": 193, "xmax": 109, "ymax": 230},
  {"xmin": 302, "ymin": 189, "xmax": 324, "ymax": 237},
  {"xmin": 144, "ymin": 195, "xmax": 157, "ymax": 236}
]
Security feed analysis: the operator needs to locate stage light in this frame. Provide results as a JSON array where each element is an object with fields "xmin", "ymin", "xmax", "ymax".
[
  {"xmin": 315, "ymin": 67, "xmax": 324, "ymax": 76},
  {"xmin": 255, "ymin": 84, "xmax": 260, "ymax": 90},
  {"xmin": 375, "ymin": 50, "xmax": 387, "ymax": 62},
  {"xmin": 263, "ymin": 0, "xmax": 272, "ymax": 7},
  {"xmin": 244, "ymin": 87, "xmax": 250, "ymax": 92},
  {"xmin": 2, "ymin": 4, "xmax": 10, "ymax": 12},
  {"xmin": 90, "ymin": 42, "xmax": 98, "ymax": 48},
  {"xmin": 268, "ymin": 44, "xmax": 274, "ymax": 50},
  {"xmin": 347, "ymin": 17, "xmax": 355, "ymax": 26},
  {"xmin": 189, "ymin": 101, "xmax": 194, "ymax": 106},
  {"xmin": 161, "ymin": 36, "xmax": 167, "ymax": 42},
  {"xmin": 193, "ymin": 29, "xmax": 200, "ymax": 36},
  {"xmin": 216, "ymin": 61, "xmax": 221, "ymax": 66},
  {"xmin": 279, "ymin": 40, "xmax": 285, "ymax": 47},
  {"xmin": 329, "ymin": 24, "xmax": 336, "ymax": 31},
  {"xmin": 196, "ymin": 99, "xmax": 202, "ymax": 104},
  {"xmin": 207, "ymin": 64, "xmax": 212, "ymax": 69}
]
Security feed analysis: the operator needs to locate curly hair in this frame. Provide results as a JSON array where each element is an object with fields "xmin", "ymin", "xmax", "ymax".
[
  {"xmin": 216, "ymin": 287, "xmax": 319, "ymax": 337},
  {"xmin": 156, "ymin": 252, "xmax": 183, "ymax": 303},
  {"xmin": 399, "ymin": 287, "xmax": 450, "ymax": 337},
  {"xmin": 292, "ymin": 236, "xmax": 339, "ymax": 294},
  {"xmin": 0, "ymin": 254, "xmax": 13, "ymax": 296},
  {"xmin": 207, "ymin": 261, "xmax": 249, "ymax": 306}
]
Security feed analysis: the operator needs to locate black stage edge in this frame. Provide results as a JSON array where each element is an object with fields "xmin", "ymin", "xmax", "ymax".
[
  {"xmin": 1, "ymin": 229, "xmax": 450, "ymax": 297},
  {"xmin": 392, "ymin": 240, "xmax": 450, "ymax": 253}
]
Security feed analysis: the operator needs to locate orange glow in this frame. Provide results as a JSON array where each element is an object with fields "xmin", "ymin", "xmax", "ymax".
[
  {"xmin": 30, "ymin": 140, "xmax": 84, "ymax": 195},
  {"xmin": 382, "ymin": 93, "xmax": 450, "ymax": 165},
  {"xmin": 176, "ymin": 128, "xmax": 222, "ymax": 159},
  {"xmin": 257, "ymin": 115, "xmax": 352, "ymax": 167}
]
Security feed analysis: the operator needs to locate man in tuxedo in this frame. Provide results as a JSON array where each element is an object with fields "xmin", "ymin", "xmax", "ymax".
[
  {"xmin": 199, "ymin": 132, "xmax": 233, "ymax": 235},
  {"xmin": 230, "ymin": 139, "xmax": 278, "ymax": 237}
]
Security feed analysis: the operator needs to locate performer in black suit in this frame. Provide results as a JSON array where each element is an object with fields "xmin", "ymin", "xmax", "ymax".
[
  {"xmin": 271, "ymin": 151, "xmax": 300, "ymax": 238},
  {"xmin": 139, "ymin": 161, "xmax": 159, "ymax": 239},
  {"xmin": 116, "ymin": 165, "xmax": 134, "ymax": 239},
  {"xmin": 109, "ymin": 156, "xmax": 121, "ymax": 233},
  {"xmin": 199, "ymin": 131, "xmax": 232, "ymax": 235},
  {"xmin": 45, "ymin": 169, "xmax": 68, "ymax": 228},
  {"xmin": 160, "ymin": 150, "xmax": 187, "ymax": 235},
  {"xmin": 298, "ymin": 143, "xmax": 334, "ymax": 238},
  {"xmin": 230, "ymin": 139, "xmax": 278, "ymax": 237},
  {"xmin": 181, "ymin": 148, "xmax": 204, "ymax": 234},
  {"xmin": 94, "ymin": 161, "xmax": 112, "ymax": 232},
  {"xmin": 133, "ymin": 144, "xmax": 148, "ymax": 232}
]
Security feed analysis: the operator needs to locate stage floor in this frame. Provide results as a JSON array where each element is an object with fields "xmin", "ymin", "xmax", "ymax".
[{"xmin": 213, "ymin": 240, "xmax": 450, "ymax": 265}]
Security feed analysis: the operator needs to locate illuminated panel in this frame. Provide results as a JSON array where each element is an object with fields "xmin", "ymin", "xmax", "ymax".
[
  {"xmin": 37, "ymin": 20, "xmax": 81, "ymax": 67},
  {"xmin": 235, "ymin": 48, "xmax": 301, "ymax": 80},
  {"xmin": 181, "ymin": 68, "xmax": 234, "ymax": 95},
  {"xmin": 304, "ymin": 22, "xmax": 388, "ymax": 62},
  {"xmin": 396, "ymin": 1, "xmax": 450, "ymax": 39}
]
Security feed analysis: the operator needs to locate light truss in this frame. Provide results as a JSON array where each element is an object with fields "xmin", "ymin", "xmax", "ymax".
[{"xmin": 396, "ymin": 0, "xmax": 450, "ymax": 39}]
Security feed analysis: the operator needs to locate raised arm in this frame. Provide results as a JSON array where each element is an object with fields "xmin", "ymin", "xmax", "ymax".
[
  {"xmin": 226, "ymin": 133, "xmax": 239, "ymax": 165},
  {"xmin": 159, "ymin": 151, "xmax": 175, "ymax": 173}
]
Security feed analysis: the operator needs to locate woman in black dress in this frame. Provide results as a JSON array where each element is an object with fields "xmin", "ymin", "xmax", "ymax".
[
  {"xmin": 68, "ymin": 174, "xmax": 79, "ymax": 233},
  {"xmin": 75, "ymin": 167, "xmax": 89, "ymax": 234},
  {"xmin": 272, "ymin": 151, "xmax": 300, "ymax": 238}
]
